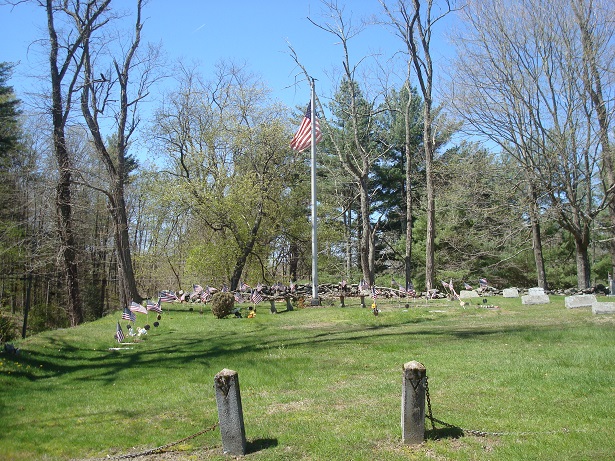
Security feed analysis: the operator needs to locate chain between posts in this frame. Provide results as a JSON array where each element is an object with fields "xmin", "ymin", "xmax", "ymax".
[
  {"xmin": 102, "ymin": 422, "xmax": 219, "ymax": 460},
  {"xmin": 424, "ymin": 377, "xmax": 569, "ymax": 438}
]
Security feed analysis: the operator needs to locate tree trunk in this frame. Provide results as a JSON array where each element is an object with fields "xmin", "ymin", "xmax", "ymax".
[
  {"xmin": 111, "ymin": 183, "xmax": 141, "ymax": 305},
  {"xmin": 528, "ymin": 185, "xmax": 548, "ymax": 289},
  {"xmin": 424, "ymin": 123, "xmax": 436, "ymax": 291},
  {"xmin": 404, "ymin": 95, "xmax": 414, "ymax": 290},
  {"xmin": 359, "ymin": 176, "xmax": 373, "ymax": 285},
  {"xmin": 46, "ymin": 0, "xmax": 83, "ymax": 326},
  {"xmin": 575, "ymin": 237, "xmax": 591, "ymax": 290}
]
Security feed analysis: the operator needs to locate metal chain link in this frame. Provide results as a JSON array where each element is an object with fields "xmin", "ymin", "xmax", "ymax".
[
  {"xmin": 424, "ymin": 377, "xmax": 569, "ymax": 438},
  {"xmin": 103, "ymin": 422, "xmax": 219, "ymax": 460}
]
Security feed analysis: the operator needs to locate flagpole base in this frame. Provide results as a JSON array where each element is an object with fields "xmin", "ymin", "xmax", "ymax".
[{"xmin": 310, "ymin": 297, "xmax": 320, "ymax": 306}]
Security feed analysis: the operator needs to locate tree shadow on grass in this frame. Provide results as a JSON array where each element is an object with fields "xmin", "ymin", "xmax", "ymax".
[{"xmin": 246, "ymin": 437, "xmax": 278, "ymax": 454}]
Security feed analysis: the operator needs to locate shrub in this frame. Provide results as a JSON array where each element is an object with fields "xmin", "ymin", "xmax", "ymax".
[
  {"xmin": 210, "ymin": 292, "xmax": 235, "ymax": 319},
  {"xmin": 0, "ymin": 311, "xmax": 18, "ymax": 344}
]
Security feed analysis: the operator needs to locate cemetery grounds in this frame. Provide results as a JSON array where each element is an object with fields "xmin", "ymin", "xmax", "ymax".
[{"xmin": 0, "ymin": 294, "xmax": 614, "ymax": 460}]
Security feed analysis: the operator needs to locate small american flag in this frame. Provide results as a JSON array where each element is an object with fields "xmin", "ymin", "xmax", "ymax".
[
  {"xmin": 159, "ymin": 291, "xmax": 177, "ymax": 303},
  {"xmin": 147, "ymin": 299, "xmax": 162, "ymax": 314},
  {"xmin": 116, "ymin": 322, "xmax": 125, "ymax": 343},
  {"xmin": 130, "ymin": 301, "xmax": 148, "ymax": 315},
  {"xmin": 240, "ymin": 281, "xmax": 250, "ymax": 292},
  {"xmin": 290, "ymin": 101, "xmax": 322, "ymax": 152},
  {"xmin": 479, "ymin": 278, "xmax": 488, "ymax": 288},
  {"xmin": 251, "ymin": 289, "xmax": 263, "ymax": 304},
  {"xmin": 122, "ymin": 307, "xmax": 136, "ymax": 322},
  {"xmin": 464, "ymin": 282, "xmax": 473, "ymax": 290},
  {"xmin": 406, "ymin": 282, "xmax": 416, "ymax": 297}
]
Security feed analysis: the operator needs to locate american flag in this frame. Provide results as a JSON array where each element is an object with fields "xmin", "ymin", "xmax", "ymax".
[
  {"xmin": 193, "ymin": 284, "xmax": 203, "ymax": 294},
  {"xmin": 159, "ymin": 291, "xmax": 177, "ymax": 303},
  {"xmin": 290, "ymin": 281, "xmax": 296, "ymax": 292},
  {"xmin": 464, "ymin": 282, "xmax": 473, "ymax": 290},
  {"xmin": 371, "ymin": 286, "xmax": 378, "ymax": 299},
  {"xmin": 240, "ymin": 281, "xmax": 250, "ymax": 292},
  {"xmin": 406, "ymin": 282, "xmax": 416, "ymax": 297},
  {"xmin": 130, "ymin": 301, "xmax": 148, "ymax": 315},
  {"xmin": 479, "ymin": 278, "xmax": 488, "ymax": 288},
  {"xmin": 441, "ymin": 280, "xmax": 450, "ymax": 290},
  {"xmin": 359, "ymin": 279, "xmax": 370, "ymax": 291},
  {"xmin": 234, "ymin": 291, "xmax": 243, "ymax": 303},
  {"xmin": 290, "ymin": 101, "xmax": 323, "ymax": 152},
  {"xmin": 147, "ymin": 299, "xmax": 162, "ymax": 314},
  {"xmin": 122, "ymin": 307, "xmax": 136, "ymax": 322},
  {"xmin": 251, "ymin": 289, "xmax": 263, "ymax": 304},
  {"xmin": 201, "ymin": 286, "xmax": 213, "ymax": 303},
  {"xmin": 116, "ymin": 322, "xmax": 125, "ymax": 343}
]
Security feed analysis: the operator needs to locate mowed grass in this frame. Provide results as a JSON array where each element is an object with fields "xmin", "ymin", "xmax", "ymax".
[{"xmin": 1, "ymin": 295, "xmax": 614, "ymax": 460}]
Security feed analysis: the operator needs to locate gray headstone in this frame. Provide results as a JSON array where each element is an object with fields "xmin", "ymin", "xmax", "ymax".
[
  {"xmin": 592, "ymin": 301, "xmax": 615, "ymax": 315},
  {"xmin": 527, "ymin": 287, "xmax": 545, "ymax": 296},
  {"xmin": 503, "ymin": 288, "xmax": 519, "ymax": 298},
  {"xmin": 521, "ymin": 293, "xmax": 550, "ymax": 305},
  {"xmin": 565, "ymin": 294, "xmax": 597, "ymax": 309},
  {"xmin": 459, "ymin": 290, "xmax": 480, "ymax": 299}
]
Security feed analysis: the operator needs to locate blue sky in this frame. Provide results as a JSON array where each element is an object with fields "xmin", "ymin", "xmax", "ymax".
[{"xmin": 1, "ymin": 1, "xmax": 456, "ymax": 112}]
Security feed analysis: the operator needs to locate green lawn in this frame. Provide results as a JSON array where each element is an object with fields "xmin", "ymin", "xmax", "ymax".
[{"xmin": 1, "ymin": 295, "xmax": 614, "ymax": 460}]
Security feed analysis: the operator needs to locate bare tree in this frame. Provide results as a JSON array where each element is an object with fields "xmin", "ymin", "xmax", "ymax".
[
  {"xmin": 304, "ymin": 1, "xmax": 389, "ymax": 286},
  {"xmin": 379, "ymin": 0, "xmax": 455, "ymax": 291},
  {"xmin": 571, "ymin": 0, "xmax": 615, "ymax": 280},
  {"xmin": 43, "ymin": 0, "xmax": 111, "ymax": 325},
  {"xmin": 77, "ymin": 0, "xmax": 159, "ymax": 305},
  {"xmin": 452, "ymin": 0, "xmax": 613, "ymax": 289}
]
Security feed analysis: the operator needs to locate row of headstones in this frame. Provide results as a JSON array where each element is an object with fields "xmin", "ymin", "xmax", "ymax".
[{"xmin": 458, "ymin": 286, "xmax": 615, "ymax": 314}]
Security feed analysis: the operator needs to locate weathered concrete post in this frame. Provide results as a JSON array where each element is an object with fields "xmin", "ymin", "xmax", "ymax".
[
  {"xmin": 402, "ymin": 361, "xmax": 426, "ymax": 445},
  {"xmin": 269, "ymin": 299, "xmax": 278, "ymax": 314},
  {"xmin": 214, "ymin": 369, "xmax": 247, "ymax": 456},
  {"xmin": 360, "ymin": 295, "xmax": 366, "ymax": 308},
  {"xmin": 340, "ymin": 294, "xmax": 345, "ymax": 307},
  {"xmin": 285, "ymin": 296, "xmax": 293, "ymax": 311}
]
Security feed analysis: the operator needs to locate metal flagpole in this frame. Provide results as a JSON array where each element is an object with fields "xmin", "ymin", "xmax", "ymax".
[{"xmin": 310, "ymin": 79, "xmax": 319, "ymax": 305}]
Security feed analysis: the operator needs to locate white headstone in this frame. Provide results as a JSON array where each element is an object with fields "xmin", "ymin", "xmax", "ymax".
[
  {"xmin": 459, "ymin": 290, "xmax": 480, "ymax": 299},
  {"xmin": 503, "ymin": 288, "xmax": 519, "ymax": 298},
  {"xmin": 565, "ymin": 294, "xmax": 597, "ymax": 309}
]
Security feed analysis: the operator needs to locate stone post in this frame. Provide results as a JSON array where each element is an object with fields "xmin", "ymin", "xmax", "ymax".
[
  {"xmin": 402, "ymin": 361, "xmax": 426, "ymax": 445},
  {"xmin": 360, "ymin": 295, "xmax": 366, "ymax": 308},
  {"xmin": 285, "ymin": 296, "xmax": 293, "ymax": 311},
  {"xmin": 340, "ymin": 294, "xmax": 345, "ymax": 307},
  {"xmin": 269, "ymin": 299, "xmax": 278, "ymax": 314},
  {"xmin": 214, "ymin": 369, "xmax": 247, "ymax": 456}
]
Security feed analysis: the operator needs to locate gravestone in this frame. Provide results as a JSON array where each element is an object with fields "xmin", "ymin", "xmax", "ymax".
[
  {"xmin": 592, "ymin": 301, "xmax": 615, "ymax": 315},
  {"xmin": 565, "ymin": 294, "xmax": 596, "ymax": 309},
  {"xmin": 503, "ymin": 288, "xmax": 519, "ymax": 298},
  {"xmin": 459, "ymin": 290, "xmax": 480, "ymax": 299},
  {"xmin": 521, "ymin": 287, "xmax": 550, "ymax": 305}
]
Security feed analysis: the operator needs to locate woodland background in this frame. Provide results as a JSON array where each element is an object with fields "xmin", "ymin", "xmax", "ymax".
[{"xmin": 1, "ymin": 0, "xmax": 614, "ymax": 338}]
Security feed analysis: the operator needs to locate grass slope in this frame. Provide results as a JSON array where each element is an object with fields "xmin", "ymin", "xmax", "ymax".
[{"xmin": 1, "ymin": 296, "xmax": 614, "ymax": 460}]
